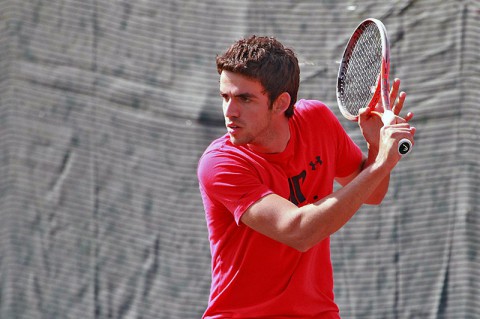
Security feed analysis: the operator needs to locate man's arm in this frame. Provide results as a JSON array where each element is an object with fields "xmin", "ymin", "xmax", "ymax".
[
  {"xmin": 240, "ymin": 156, "xmax": 392, "ymax": 252},
  {"xmin": 337, "ymin": 79, "xmax": 413, "ymax": 204},
  {"xmin": 336, "ymin": 143, "xmax": 389, "ymax": 205},
  {"xmin": 240, "ymin": 89, "xmax": 415, "ymax": 252}
]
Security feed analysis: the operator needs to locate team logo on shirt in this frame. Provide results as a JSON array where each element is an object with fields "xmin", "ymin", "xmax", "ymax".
[
  {"xmin": 288, "ymin": 170, "xmax": 306, "ymax": 205},
  {"xmin": 288, "ymin": 155, "xmax": 323, "ymax": 205},
  {"xmin": 309, "ymin": 156, "xmax": 323, "ymax": 170}
]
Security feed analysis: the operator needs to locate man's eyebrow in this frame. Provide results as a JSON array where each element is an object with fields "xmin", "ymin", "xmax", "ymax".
[
  {"xmin": 219, "ymin": 91, "xmax": 257, "ymax": 99},
  {"xmin": 236, "ymin": 92, "xmax": 256, "ymax": 99}
]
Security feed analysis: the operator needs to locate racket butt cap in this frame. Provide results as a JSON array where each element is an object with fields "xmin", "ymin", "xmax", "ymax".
[{"xmin": 398, "ymin": 138, "xmax": 412, "ymax": 155}]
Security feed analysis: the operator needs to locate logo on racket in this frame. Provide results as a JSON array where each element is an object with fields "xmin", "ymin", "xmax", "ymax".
[{"xmin": 399, "ymin": 140, "xmax": 411, "ymax": 155}]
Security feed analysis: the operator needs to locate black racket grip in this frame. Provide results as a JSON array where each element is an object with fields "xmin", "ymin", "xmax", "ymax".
[{"xmin": 398, "ymin": 138, "xmax": 412, "ymax": 155}]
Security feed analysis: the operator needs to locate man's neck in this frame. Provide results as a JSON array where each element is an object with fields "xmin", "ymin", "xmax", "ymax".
[{"xmin": 248, "ymin": 118, "xmax": 291, "ymax": 154}]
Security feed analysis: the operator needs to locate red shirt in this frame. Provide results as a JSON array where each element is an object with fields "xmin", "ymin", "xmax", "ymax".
[{"xmin": 198, "ymin": 100, "xmax": 363, "ymax": 318}]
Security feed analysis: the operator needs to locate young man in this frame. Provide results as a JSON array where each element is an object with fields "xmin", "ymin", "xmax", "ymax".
[{"xmin": 197, "ymin": 35, "xmax": 415, "ymax": 318}]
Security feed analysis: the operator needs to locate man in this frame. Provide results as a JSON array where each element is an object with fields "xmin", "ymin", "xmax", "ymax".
[{"xmin": 197, "ymin": 35, "xmax": 415, "ymax": 318}]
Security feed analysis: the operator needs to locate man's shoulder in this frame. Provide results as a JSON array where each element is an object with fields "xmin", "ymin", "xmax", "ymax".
[
  {"xmin": 198, "ymin": 134, "xmax": 251, "ymax": 175},
  {"xmin": 294, "ymin": 99, "xmax": 332, "ymax": 116},
  {"xmin": 292, "ymin": 99, "xmax": 339, "ymax": 129},
  {"xmin": 200, "ymin": 134, "xmax": 241, "ymax": 160}
]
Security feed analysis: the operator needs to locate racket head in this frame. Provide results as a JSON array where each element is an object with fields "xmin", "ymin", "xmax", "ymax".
[{"xmin": 336, "ymin": 18, "xmax": 390, "ymax": 121}]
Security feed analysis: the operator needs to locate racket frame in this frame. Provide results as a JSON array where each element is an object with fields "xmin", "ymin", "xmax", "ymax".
[
  {"xmin": 336, "ymin": 18, "xmax": 389, "ymax": 120},
  {"xmin": 336, "ymin": 18, "xmax": 412, "ymax": 155}
]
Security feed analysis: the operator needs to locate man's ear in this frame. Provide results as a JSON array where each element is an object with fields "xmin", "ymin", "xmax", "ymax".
[{"xmin": 273, "ymin": 92, "xmax": 291, "ymax": 114}]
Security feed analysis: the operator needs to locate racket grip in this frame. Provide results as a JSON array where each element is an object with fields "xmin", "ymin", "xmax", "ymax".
[{"xmin": 398, "ymin": 138, "xmax": 412, "ymax": 155}]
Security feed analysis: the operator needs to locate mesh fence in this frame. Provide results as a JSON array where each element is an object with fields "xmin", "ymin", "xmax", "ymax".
[{"xmin": 0, "ymin": 0, "xmax": 478, "ymax": 318}]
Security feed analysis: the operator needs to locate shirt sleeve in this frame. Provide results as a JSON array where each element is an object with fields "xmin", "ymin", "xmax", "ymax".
[
  {"xmin": 305, "ymin": 100, "xmax": 363, "ymax": 178},
  {"xmin": 197, "ymin": 149, "xmax": 273, "ymax": 224},
  {"xmin": 297, "ymin": 99, "xmax": 363, "ymax": 179},
  {"xmin": 331, "ymin": 113, "xmax": 363, "ymax": 178}
]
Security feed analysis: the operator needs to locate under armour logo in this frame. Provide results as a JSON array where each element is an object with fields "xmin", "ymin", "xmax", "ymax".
[{"xmin": 309, "ymin": 156, "xmax": 323, "ymax": 170}]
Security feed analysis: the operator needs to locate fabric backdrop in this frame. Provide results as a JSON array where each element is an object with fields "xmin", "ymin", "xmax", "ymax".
[{"xmin": 0, "ymin": 0, "xmax": 478, "ymax": 318}]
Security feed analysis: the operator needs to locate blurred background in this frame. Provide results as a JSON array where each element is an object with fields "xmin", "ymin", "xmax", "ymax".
[{"xmin": 0, "ymin": 0, "xmax": 478, "ymax": 318}]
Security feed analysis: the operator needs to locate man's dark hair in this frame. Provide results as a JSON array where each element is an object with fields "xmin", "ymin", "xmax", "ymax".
[{"xmin": 216, "ymin": 35, "xmax": 300, "ymax": 118}]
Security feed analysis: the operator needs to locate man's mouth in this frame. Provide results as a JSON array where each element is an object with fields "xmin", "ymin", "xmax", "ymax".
[{"xmin": 226, "ymin": 123, "xmax": 241, "ymax": 135}]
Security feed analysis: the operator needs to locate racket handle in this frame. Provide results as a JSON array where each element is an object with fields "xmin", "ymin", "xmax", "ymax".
[
  {"xmin": 382, "ymin": 110, "xmax": 412, "ymax": 155},
  {"xmin": 398, "ymin": 138, "xmax": 412, "ymax": 155}
]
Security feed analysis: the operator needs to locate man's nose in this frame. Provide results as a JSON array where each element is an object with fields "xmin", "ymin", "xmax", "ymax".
[{"xmin": 224, "ymin": 99, "xmax": 239, "ymax": 118}]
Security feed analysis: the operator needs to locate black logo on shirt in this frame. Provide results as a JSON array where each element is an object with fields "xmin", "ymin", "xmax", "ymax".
[
  {"xmin": 309, "ymin": 156, "xmax": 323, "ymax": 170},
  {"xmin": 288, "ymin": 170, "xmax": 306, "ymax": 205},
  {"xmin": 288, "ymin": 155, "xmax": 323, "ymax": 205}
]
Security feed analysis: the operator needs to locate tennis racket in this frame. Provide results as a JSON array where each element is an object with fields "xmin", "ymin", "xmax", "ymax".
[{"xmin": 336, "ymin": 18, "xmax": 412, "ymax": 155}]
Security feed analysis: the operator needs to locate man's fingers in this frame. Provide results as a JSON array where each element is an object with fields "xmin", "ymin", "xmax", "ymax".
[{"xmin": 389, "ymin": 78, "xmax": 401, "ymax": 107}]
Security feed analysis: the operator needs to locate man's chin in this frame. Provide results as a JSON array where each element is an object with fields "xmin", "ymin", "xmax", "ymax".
[{"xmin": 229, "ymin": 135, "xmax": 248, "ymax": 146}]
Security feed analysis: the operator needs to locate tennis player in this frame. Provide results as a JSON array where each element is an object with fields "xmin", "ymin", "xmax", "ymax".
[{"xmin": 197, "ymin": 35, "xmax": 415, "ymax": 318}]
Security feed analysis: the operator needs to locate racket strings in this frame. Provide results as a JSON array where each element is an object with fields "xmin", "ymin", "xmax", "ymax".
[{"xmin": 338, "ymin": 23, "xmax": 382, "ymax": 117}]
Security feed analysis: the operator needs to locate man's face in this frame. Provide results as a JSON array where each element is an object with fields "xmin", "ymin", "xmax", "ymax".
[{"xmin": 219, "ymin": 71, "xmax": 275, "ymax": 149}]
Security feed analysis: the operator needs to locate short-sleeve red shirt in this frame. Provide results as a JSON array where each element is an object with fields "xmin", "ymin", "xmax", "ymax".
[{"xmin": 198, "ymin": 100, "xmax": 363, "ymax": 318}]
